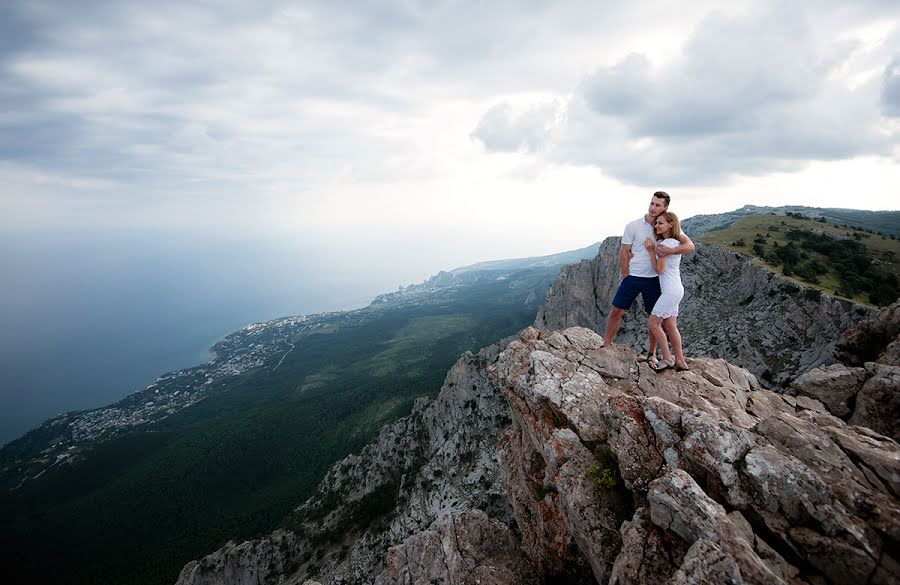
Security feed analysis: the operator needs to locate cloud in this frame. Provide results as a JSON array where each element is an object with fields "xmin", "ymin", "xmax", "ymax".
[
  {"xmin": 1, "ymin": 0, "xmax": 899, "ymax": 234},
  {"xmin": 474, "ymin": 3, "xmax": 900, "ymax": 186},
  {"xmin": 471, "ymin": 101, "xmax": 562, "ymax": 153},
  {"xmin": 884, "ymin": 56, "xmax": 900, "ymax": 116}
]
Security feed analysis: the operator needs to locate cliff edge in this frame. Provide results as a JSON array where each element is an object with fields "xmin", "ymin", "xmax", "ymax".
[{"xmin": 176, "ymin": 302, "xmax": 899, "ymax": 585}]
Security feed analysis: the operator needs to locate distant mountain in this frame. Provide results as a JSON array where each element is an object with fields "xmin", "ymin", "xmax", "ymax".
[
  {"xmin": 449, "ymin": 242, "xmax": 601, "ymax": 273},
  {"xmin": 371, "ymin": 242, "xmax": 600, "ymax": 306},
  {"xmin": 682, "ymin": 205, "xmax": 900, "ymax": 238}
]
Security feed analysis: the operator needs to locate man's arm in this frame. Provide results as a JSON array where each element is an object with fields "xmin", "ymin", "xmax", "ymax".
[
  {"xmin": 656, "ymin": 233, "xmax": 695, "ymax": 257},
  {"xmin": 619, "ymin": 244, "xmax": 632, "ymax": 278}
]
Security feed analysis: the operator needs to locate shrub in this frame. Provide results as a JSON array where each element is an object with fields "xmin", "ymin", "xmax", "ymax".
[{"xmin": 586, "ymin": 465, "xmax": 618, "ymax": 489}]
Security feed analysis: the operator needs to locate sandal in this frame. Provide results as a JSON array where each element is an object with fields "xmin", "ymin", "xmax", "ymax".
[
  {"xmin": 647, "ymin": 354, "xmax": 659, "ymax": 369},
  {"xmin": 675, "ymin": 362, "xmax": 690, "ymax": 372},
  {"xmin": 653, "ymin": 358, "xmax": 675, "ymax": 372}
]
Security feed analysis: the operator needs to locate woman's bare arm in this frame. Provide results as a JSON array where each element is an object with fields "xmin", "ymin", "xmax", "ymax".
[{"xmin": 644, "ymin": 238, "xmax": 667, "ymax": 274}]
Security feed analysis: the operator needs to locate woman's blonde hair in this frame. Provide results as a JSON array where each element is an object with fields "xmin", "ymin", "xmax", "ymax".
[{"xmin": 654, "ymin": 211, "xmax": 681, "ymax": 241}]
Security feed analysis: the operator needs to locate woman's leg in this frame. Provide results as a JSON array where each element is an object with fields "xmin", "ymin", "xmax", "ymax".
[
  {"xmin": 648, "ymin": 315, "xmax": 672, "ymax": 362},
  {"xmin": 662, "ymin": 317, "xmax": 685, "ymax": 365}
]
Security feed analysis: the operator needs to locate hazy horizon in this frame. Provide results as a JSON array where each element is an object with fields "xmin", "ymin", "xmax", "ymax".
[{"xmin": 1, "ymin": 225, "xmax": 613, "ymax": 446}]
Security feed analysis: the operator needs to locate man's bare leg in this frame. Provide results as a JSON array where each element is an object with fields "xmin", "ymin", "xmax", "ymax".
[{"xmin": 603, "ymin": 306, "xmax": 626, "ymax": 347}]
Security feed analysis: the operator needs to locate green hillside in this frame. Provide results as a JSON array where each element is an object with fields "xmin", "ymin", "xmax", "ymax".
[
  {"xmin": 0, "ymin": 265, "xmax": 562, "ymax": 585},
  {"xmin": 697, "ymin": 215, "xmax": 899, "ymax": 306}
]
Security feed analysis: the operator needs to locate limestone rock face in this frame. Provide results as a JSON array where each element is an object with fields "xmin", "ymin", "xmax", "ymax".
[
  {"xmin": 375, "ymin": 509, "xmax": 539, "ymax": 585},
  {"xmin": 492, "ymin": 327, "xmax": 899, "ymax": 585},
  {"xmin": 835, "ymin": 299, "xmax": 900, "ymax": 367},
  {"xmin": 535, "ymin": 238, "xmax": 873, "ymax": 387},
  {"xmin": 175, "ymin": 530, "xmax": 300, "ymax": 585},
  {"xmin": 176, "ymin": 343, "xmax": 519, "ymax": 585},
  {"xmin": 790, "ymin": 300, "xmax": 900, "ymax": 440},
  {"xmin": 178, "ymin": 327, "xmax": 899, "ymax": 585}
]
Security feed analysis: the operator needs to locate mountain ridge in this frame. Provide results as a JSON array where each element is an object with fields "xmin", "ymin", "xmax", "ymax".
[
  {"xmin": 174, "ymin": 212, "xmax": 898, "ymax": 585},
  {"xmin": 176, "ymin": 305, "xmax": 900, "ymax": 585}
]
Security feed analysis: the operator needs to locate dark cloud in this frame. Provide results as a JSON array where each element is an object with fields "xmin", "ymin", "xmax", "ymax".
[
  {"xmin": 0, "ymin": 4, "xmax": 39, "ymax": 59},
  {"xmin": 581, "ymin": 53, "xmax": 651, "ymax": 116},
  {"xmin": 884, "ymin": 56, "xmax": 900, "ymax": 117}
]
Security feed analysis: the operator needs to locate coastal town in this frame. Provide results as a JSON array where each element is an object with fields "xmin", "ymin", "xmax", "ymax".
[{"xmin": 3, "ymin": 309, "xmax": 368, "ymax": 490}]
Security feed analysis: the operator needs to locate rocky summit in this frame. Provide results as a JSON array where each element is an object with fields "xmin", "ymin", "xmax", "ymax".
[{"xmin": 176, "ymin": 300, "xmax": 900, "ymax": 585}]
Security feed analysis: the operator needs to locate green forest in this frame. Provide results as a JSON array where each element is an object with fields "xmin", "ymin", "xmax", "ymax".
[
  {"xmin": 698, "ymin": 215, "xmax": 900, "ymax": 306},
  {"xmin": 0, "ymin": 268, "xmax": 555, "ymax": 585}
]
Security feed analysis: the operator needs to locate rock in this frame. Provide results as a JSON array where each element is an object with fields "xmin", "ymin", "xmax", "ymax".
[
  {"xmin": 492, "ymin": 327, "xmax": 899, "ymax": 585},
  {"xmin": 375, "ymin": 509, "xmax": 538, "ymax": 585},
  {"xmin": 536, "ymin": 238, "xmax": 873, "ymax": 388},
  {"xmin": 835, "ymin": 299, "xmax": 900, "ymax": 366},
  {"xmin": 789, "ymin": 364, "xmax": 866, "ymax": 418},
  {"xmin": 848, "ymin": 364, "xmax": 900, "ymax": 441},
  {"xmin": 791, "ymin": 298, "xmax": 900, "ymax": 439},
  {"xmin": 174, "ymin": 530, "xmax": 299, "ymax": 585},
  {"xmin": 177, "ymin": 344, "xmax": 516, "ymax": 585},
  {"xmin": 178, "ymin": 327, "xmax": 900, "ymax": 585}
]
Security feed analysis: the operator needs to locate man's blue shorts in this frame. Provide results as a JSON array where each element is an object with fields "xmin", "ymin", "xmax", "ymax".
[{"xmin": 612, "ymin": 275, "xmax": 661, "ymax": 315}]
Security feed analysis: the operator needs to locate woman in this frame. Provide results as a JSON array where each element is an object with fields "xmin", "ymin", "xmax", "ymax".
[{"xmin": 644, "ymin": 211, "xmax": 688, "ymax": 371}]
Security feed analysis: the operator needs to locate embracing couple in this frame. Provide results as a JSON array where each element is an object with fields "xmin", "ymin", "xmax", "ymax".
[{"xmin": 601, "ymin": 191, "xmax": 694, "ymax": 372}]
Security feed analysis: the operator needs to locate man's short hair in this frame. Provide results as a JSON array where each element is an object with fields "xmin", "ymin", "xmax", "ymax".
[{"xmin": 653, "ymin": 191, "xmax": 671, "ymax": 208}]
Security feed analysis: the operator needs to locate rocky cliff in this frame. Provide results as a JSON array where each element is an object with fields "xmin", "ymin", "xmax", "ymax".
[
  {"xmin": 176, "ymin": 300, "xmax": 899, "ymax": 585},
  {"xmin": 535, "ymin": 238, "xmax": 874, "ymax": 387},
  {"xmin": 176, "ymin": 342, "xmax": 525, "ymax": 585},
  {"xmin": 789, "ymin": 300, "xmax": 900, "ymax": 441}
]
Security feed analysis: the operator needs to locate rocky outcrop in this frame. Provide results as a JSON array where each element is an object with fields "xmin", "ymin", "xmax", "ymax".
[
  {"xmin": 377, "ymin": 509, "xmax": 539, "ymax": 585},
  {"xmin": 835, "ymin": 299, "xmax": 900, "ymax": 367},
  {"xmin": 179, "ymin": 327, "xmax": 900, "ymax": 585},
  {"xmin": 791, "ymin": 300, "xmax": 900, "ymax": 440},
  {"xmin": 176, "ymin": 342, "xmax": 519, "ymax": 585},
  {"xmin": 535, "ymin": 238, "xmax": 874, "ymax": 387},
  {"xmin": 178, "ymin": 324, "xmax": 899, "ymax": 585},
  {"xmin": 175, "ymin": 530, "xmax": 300, "ymax": 585},
  {"xmin": 493, "ymin": 327, "xmax": 899, "ymax": 585}
]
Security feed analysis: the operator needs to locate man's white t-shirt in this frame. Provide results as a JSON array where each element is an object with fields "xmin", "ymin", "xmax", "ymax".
[
  {"xmin": 622, "ymin": 217, "xmax": 658, "ymax": 278},
  {"xmin": 622, "ymin": 217, "xmax": 689, "ymax": 278}
]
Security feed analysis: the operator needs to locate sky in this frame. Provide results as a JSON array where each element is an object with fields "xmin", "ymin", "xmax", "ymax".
[{"xmin": 2, "ymin": 0, "xmax": 900, "ymax": 282}]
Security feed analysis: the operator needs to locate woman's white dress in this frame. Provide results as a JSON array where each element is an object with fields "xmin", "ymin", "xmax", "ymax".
[{"xmin": 651, "ymin": 238, "xmax": 684, "ymax": 318}]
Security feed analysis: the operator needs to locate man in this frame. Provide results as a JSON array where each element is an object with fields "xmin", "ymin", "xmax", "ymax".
[{"xmin": 601, "ymin": 191, "xmax": 694, "ymax": 352}]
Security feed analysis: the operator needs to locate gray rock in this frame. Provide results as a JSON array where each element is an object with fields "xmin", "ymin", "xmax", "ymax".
[
  {"xmin": 375, "ymin": 509, "xmax": 538, "ymax": 585},
  {"xmin": 178, "ymin": 326, "xmax": 899, "ymax": 585},
  {"xmin": 493, "ymin": 327, "xmax": 898, "ymax": 585},
  {"xmin": 835, "ymin": 299, "xmax": 900, "ymax": 367},
  {"xmin": 177, "ymin": 344, "xmax": 515, "ymax": 585},
  {"xmin": 174, "ymin": 530, "xmax": 300, "ymax": 585},
  {"xmin": 789, "ymin": 364, "xmax": 866, "ymax": 417},
  {"xmin": 848, "ymin": 363, "xmax": 900, "ymax": 440}
]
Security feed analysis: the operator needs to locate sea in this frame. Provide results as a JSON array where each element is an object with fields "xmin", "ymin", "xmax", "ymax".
[{"xmin": 0, "ymin": 228, "xmax": 401, "ymax": 446}]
